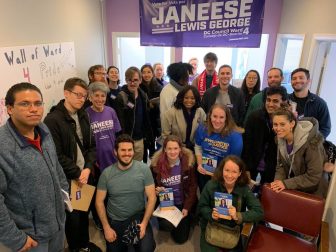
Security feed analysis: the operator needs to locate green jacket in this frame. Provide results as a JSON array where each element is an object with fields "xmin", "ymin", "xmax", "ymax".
[
  {"xmin": 197, "ymin": 180, "xmax": 264, "ymax": 230},
  {"xmin": 244, "ymin": 92, "xmax": 263, "ymax": 124}
]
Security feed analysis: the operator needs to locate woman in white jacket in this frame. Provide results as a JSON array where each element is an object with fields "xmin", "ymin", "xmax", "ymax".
[{"xmin": 161, "ymin": 85, "xmax": 206, "ymax": 152}]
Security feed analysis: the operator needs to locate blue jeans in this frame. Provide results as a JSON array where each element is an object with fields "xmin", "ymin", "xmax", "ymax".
[
  {"xmin": 28, "ymin": 228, "xmax": 65, "ymax": 252},
  {"xmin": 106, "ymin": 214, "xmax": 156, "ymax": 252}
]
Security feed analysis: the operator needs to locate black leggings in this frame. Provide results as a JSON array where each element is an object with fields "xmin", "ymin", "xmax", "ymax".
[
  {"xmin": 158, "ymin": 205, "xmax": 191, "ymax": 244},
  {"xmin": 65, "ymin": 210, "xmax": 89, "ymax": 249}
]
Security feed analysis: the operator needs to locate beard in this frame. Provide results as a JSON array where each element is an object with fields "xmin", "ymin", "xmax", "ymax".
[{"xmin": 117, "ymin": 153, "xmax": 133, "ymax": 167}]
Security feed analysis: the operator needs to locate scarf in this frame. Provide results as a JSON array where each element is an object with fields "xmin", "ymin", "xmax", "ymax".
[
  {"xmin": 170, "ymin": 79, "xmax": 184, "ymax": 92},
  {"xmin": 182, "ymin": 106, "xmax": 196, "ymax": 149},
  {"xmin": 198, "ymin": 70, "xmax": 218, "ymax": 96}
]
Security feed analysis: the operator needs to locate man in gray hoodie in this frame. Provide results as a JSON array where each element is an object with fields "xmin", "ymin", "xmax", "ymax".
[{"xmin": 0, "ymin": 83, "xmax": 68, "ymax": 251}]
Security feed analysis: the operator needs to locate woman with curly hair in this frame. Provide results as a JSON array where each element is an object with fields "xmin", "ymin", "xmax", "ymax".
[{"xmin": 161, "ymin": 85, "xmax": 206, "ymax": 152}]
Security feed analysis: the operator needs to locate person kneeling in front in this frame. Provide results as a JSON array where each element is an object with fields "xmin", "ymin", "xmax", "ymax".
[{"xmin": 95, "ymin": 134, "xmax": 156, "ymax": 252}]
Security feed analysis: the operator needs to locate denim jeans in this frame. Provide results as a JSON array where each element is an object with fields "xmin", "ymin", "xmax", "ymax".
[
  {"xmin": 28, "ymin": 227, "xmax": 65, "ymax": 252},
  {"xmin": 106, "ymin": 213, "xmax": 156, "ymax": 252}
]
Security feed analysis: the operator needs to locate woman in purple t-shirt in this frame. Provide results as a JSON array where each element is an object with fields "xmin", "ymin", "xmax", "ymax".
[
  {"xmin": 150, "ymin": 135, "xmax": 197, "ymax": 244},
  {"xmin": 86, "ymin": 82, "xmax": 121, "ymax": 171}
]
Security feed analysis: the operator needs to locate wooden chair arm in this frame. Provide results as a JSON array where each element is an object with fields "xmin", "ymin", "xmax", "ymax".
[
  {"xmin": 319, "ymin": 221, "xmax": 329, "ymax": 252},
  {"xmin": 241, "ymin": 222, "xmax": 253, "ymax": 237}
]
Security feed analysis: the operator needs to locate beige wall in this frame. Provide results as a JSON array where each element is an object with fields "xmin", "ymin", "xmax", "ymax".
[
  {"xmin": 0, "ymin": 0, "xmax": 106, "ymax": 81},
  {"xmin": 279, "ymin": 0, "xmax": 336, "ymax": 66}
]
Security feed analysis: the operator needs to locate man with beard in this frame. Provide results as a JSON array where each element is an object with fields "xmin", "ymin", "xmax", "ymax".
[
  {"xmin": 289, "ymin": 68, "xmax": 330, "ymax": 138},
  {"xmin": 201, "ymin": 64, "xmax": 245, "ymax": 126},
  {"xmin": 242, "ymin": 86, "xmax": 288, "ymax": 186},
  {"xmin": 95, "ymin": 134, "xmax": 156, "ymax": 252}
]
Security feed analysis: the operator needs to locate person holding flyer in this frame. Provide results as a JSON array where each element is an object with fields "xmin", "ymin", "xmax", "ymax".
[
  {"xmin": 198, "ymin": 156, "xmax": 263, "ymax": 252},
  {"xmin": 151, "ymin": 135, "xmax": 197, "ymax": 244},
  {"xmin": 195, "ymin": 104, "xmax": 243, "ymax": 192}
]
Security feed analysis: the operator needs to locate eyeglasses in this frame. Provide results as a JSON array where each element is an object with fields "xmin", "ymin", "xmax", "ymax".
[
  {"xmin": 127, "ymin": 79, "xmax": 140, "ymax": 84},
  {"xmin": 15, "ymin": 101, "xmax": 44, "ymax": 108},
  {"xmin": 69, "ymin": 90, "xmax": 88, "ymax": 99}
]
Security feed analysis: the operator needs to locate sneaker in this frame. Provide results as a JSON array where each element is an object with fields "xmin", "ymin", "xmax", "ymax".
[{"xmin": 78, "ymin": 248, "xmax": 89, "ymax": 252}]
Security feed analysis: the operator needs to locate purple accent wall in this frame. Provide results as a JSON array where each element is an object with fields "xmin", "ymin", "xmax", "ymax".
[
  {"xmin": 106, "ymin": 0, "xmax": 283, "ymax": 87},
  {"xmin": 262, "ymin": 0, "xmax": 283, "ymax": 88}
]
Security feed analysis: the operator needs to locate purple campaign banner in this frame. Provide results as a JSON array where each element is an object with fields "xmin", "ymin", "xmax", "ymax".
[{"xmin": 139, "ymin": 0, "xmax": 265, "ymax": 48}]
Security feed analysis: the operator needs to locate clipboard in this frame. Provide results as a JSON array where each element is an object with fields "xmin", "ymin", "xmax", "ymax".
[{"xmin": 70, "ymin": 180, "xmax": 95, "ymax": 211}]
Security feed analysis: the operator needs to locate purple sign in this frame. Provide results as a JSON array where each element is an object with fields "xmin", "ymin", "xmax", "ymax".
[{"xmin": 140, "ymin": 0, "xmax": 265, "ymax": 48}]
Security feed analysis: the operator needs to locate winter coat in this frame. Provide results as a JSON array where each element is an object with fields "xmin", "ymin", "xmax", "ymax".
[
  {"xmin": 161, "ymin": 107, "xmax": 206, "ymax": 148},
  {"xmin": 275, "ymin": 117, "xmax": 327, "ymax": 196},
  {"xmin": 114, "ymin": 85, "xmax": 154, "ymax": 143},
  {"xmin": 151, "ymin": 147, "xmax": 197, "ymax": 211},
  {"xmin": 44, "ymin": 99, "xmax": 96, "ymax": 180},
  {"xmin": 201, "ymin": 85, "xmax": 245, "ymax": 126}
]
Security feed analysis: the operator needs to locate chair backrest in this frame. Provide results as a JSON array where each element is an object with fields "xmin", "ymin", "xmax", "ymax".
[{"xmin": 261, "ymin": 184, "xmax": 325, "ymax": 237}]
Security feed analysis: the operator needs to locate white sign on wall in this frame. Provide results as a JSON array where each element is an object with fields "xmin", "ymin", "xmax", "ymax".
[{"xmin": 0, "ymin": 42, "xmax": 77, "ymax": 125}]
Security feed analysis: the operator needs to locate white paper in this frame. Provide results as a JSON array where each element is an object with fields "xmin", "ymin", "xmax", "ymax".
[
  {"xmin": 267, "ymin": 222, "xmax": 283, "ymax": 232},
  {"xmin": 152, "ymin": 206, "xmax": 183, "ymax": 227},
  {"xmin": 61, "ymin": 189, "xmax": 73, "ymax": 212}
]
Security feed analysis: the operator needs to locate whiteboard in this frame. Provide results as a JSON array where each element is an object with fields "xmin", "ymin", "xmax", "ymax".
[{"xmin": 0, "ymin": 42, "xmax": 77, "ymax": 125}]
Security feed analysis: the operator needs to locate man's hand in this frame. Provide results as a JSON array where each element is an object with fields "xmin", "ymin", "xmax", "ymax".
[
  {"xmin": 103, "ymin": 225, "xmax": 117, "ymax": 243},
  {"xmin": 78, "ymin": 168, "xmax": 91, "ymax": 184},
  {"xmin": 138, "ymin": 222, "xmax": 147, "ymax": 239},
  {"xmin": 19, "ymin": 236, "xmax": 38, "ymax": 252}
]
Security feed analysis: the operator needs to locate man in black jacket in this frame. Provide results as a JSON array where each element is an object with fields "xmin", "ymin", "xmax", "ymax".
[
  {"xmin": 242, "ymin": 86, "xmax": 288, "ymax": 185},
  {"xmin": 44, "ymin": 77, "xmax": 100, "ymax": 252},
  {"xmin": 201, "ymin": 64, "xmax": 245, "ymax": 126},
  {"xmin": 114, "ymin": 66, "xmax": 154, "ymax": 161}
]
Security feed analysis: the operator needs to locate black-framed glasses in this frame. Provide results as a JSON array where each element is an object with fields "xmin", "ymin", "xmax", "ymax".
[
  {"xmin": 69, "ymin": 90, "xmax": 88, "ymax": 99},
  {"xmin": 15, "ymin": 101, "xmax": 44, "ymax": 108}
]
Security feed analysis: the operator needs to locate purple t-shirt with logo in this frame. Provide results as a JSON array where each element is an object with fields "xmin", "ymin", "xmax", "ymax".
[
  {"xmin": 86, "ymin": 106, "xmax": 121, "ymax": 170},
  {"xmin": 160, "ymin": 161, "xmax": 183, "ymax": 205}
]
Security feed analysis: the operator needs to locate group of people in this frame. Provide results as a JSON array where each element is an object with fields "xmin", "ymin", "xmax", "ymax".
[{"xmin": 0, "ymin": 51, "xmax": 332, "ymax": 252}]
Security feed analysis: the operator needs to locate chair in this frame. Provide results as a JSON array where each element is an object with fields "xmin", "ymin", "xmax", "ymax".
[{"xmin": 245, "ymin": 184, "xmax": 329, "ymax": 252}]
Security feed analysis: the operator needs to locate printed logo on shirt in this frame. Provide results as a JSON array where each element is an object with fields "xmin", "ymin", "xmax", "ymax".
[
  {"xmin": 204, "ymin": 138, "xmax": 229, "ymax": 150},
  {"xmin": 91, "ymin": 120, "xmax": 115, "ymax": 134},
  {"xmin": 161, "ymin": 175, "xmax": 181, "ymax": 187}
]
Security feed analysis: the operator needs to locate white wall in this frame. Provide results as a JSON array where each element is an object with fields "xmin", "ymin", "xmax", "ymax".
[
  {"xmin": 279, "ymin": 0, "xmax": 336, "ymax": 66},
  {"xmin": 0, "ymin": 0, "xmax": 106, "ymax": 82}
]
